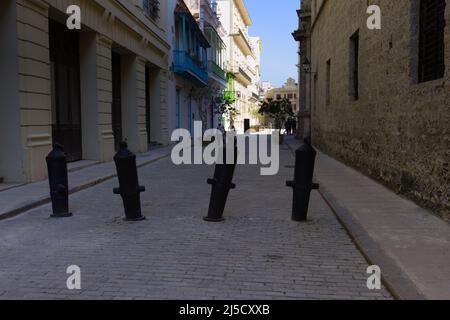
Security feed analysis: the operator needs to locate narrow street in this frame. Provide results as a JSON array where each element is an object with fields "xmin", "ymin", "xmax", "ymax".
[
  {"xmin": 0, "ymin": 0, "xmax": 448, "ymax": 307},
  {"xmin": 0, "ymin": 141, "xmax": 391, "ymax": 300}
]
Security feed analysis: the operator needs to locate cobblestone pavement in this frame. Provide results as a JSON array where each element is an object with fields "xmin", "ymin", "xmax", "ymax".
[{"xmin": 0, "ymin": 141, "xmax": 392, "ymax": 300}]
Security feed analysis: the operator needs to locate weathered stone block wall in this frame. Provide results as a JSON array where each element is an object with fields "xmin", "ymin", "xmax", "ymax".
[{"xmin": 310, "ymin": 0, "xmax": 450, "ymax": 219}]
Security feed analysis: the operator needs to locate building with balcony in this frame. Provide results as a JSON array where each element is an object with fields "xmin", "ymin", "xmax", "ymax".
[
  {"xmin": 264, "ymin": 78, "xmax": 299, "ymax": 114},
  {"xmin": 217, "ymin": 0, "xmax": 261, "ymax": 132},
  {"xmin": 223, "ymin": 73, "xmax": 236, "ymax": 105},
  {"xmin": 0, "ymin": 0, "xmax": 171, "ymax": 184},
  {"xmin": 167, "ymin": 0, "xmax": 210, "ymax": 134},
  {"xmin": 232, "ymin": 63, "xmax": 252, "ymax": 86},
  {"xmin": 246, "ymin": 36, "xmax": 262, "ymax": 127},
  {"xmin": 186, "ymin": 0, "xmax": 228, "ymax": 130},
  {"xmin": 169, "ymin": 0, "xmax": 230, "ymax": 134}
]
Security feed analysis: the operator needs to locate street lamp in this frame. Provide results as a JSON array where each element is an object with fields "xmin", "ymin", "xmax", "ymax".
[{"xmin": 302, "ymin": 58, "xmax": 316, "ymax": 74}]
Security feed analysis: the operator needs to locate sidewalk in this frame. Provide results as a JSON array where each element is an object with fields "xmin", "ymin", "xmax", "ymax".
[
  {"xmin": 285, "ymin": 136, "xmax": 450, "ymax": 300},
  {"xmin": 0, "ymin": 146, "xmax": 172, "ymax": 221}
]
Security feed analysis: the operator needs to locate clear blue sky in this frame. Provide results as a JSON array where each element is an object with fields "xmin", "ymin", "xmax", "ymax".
[{"xmin": 245, "ymin": 0, "xmax": 299, "ymax": 87}]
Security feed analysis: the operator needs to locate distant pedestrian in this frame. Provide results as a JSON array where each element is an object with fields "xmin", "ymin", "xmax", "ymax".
[
  {"xmin": 292, "ymin": 118, "xmax": 297, "ymax": 135},
  {"xmin": 285, "ymin": 119, "xmax": 292, "ymax": 135}
]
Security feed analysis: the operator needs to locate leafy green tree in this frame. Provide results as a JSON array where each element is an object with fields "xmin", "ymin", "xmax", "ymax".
[
  {"xmin": 216, "ymin": 102, "xmax": 240, "ymax": 129},
  {"xmin": 258, "ymin": 98, "xmax": 294, "ymax": 134}
]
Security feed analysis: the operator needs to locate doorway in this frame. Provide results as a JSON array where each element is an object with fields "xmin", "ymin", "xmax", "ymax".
[
  {"xmin": 210, "ymin": 98, "xmax": 215, "ymax": 129},
  {"xmin": 49, "ymin": 19, "xmax": 82, "ymax": 162},
  {"xmin": 188, "ymin": 96, "xmax": 193, "ymax": 133},
  {"xmin": 244, "ymin": 119, "xmax": 250, "ymax": 133},
  {"xmin": 112, "ymin": 51, "xmax": 123, "ymax": 151},
  {"xmin": 145, "ymin": 65, "xmax": 151, "ymax": 145},
  {"xmin": 176, "ymin": 89, "xmax": 181, "ymax": 129}
]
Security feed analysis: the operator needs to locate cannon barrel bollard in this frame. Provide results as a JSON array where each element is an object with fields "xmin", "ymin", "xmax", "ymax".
[
  {"xmin": 286, "ymin": 137, "xmax": 319, "ymax": 221},
  {"xmin": 46, "ymin": 143, "xmax": 72, "ymax": 218},
  {"xmin": 204, "ymin": 138, "xmax": 237, "ymax": 222},
  {"xmin": 113, "ymin": 142, "xmax": 146, "ymax": 221}
]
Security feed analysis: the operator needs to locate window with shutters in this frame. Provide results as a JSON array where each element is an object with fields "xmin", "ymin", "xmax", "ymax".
[
  {"xmin": 418, "ymin": 0, "xmax": 446, "ymax": 83},
  {"xmin": 143, "ymin": 0, "xmax": 160, "ymax": 21}
]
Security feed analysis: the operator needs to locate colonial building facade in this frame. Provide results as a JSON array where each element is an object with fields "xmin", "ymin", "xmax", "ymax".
[
  {"xmin": 168, "ymin": 0, "xmax": 209, "ymax": 135},
  {"xmin": 292, "ymin": 0, "xmax": 312, "ymax": 139},
  {"xmin": 217, "ymin": 0, "xmax": 261, "ymax": 132},
  {"xmin": 189, "ymin": 0, "xmax": 228, "ymax": 130},
  {"xmin": 246, "ymin": 36, "xmax": 263, "ymax": 128},
  {"xmin": 167, "ymin": 0, "xmax": 227, "ymax": 135},
  {"xmin": 294, "ymin": 0, "xmax": 449, "ymax": 219},
  {"xmin": 265, "ymin": 78, "xmax": 299, "ymax": 114},
  {"xmin": 0, "ymin": 0, "xmax": 171, "ymax": 184}
]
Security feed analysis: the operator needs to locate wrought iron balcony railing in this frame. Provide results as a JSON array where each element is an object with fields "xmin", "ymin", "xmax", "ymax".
[
  {"xmin": 232, "ymin": 64, "xmax": 252, "ymax": 86},
  {"xmin": 173, "ymin": 50, "xmax": 208, "ymax": 86},
  {"xmin": 224, "ymin": 90, "xmax": 236, "ymax": 104},
  {"xmin": 209, "ymin": 61, "xmax": 226, "ymax": 82},
  {"xmin": 231, "ymin": 28, "xmax": 253, "ymax": 57}
]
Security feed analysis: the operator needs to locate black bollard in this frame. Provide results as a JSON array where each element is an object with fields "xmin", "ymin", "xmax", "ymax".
[
  {"xmin": 204, "ymin": 138, "xmax": 237, "ymax": 222},
  {"xmin": 46, "ymin": 143, "xmax": 72, "ymax": 218},
  {"xmin": 113, "ymin": 142, "xmax": 146, "ymax": 221},
  {"xmin": 286, "ymin": 137, "xmax": 319, "ymax": 221}
]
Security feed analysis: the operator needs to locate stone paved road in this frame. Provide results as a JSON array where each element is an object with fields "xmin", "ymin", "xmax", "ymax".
[{"xmin": 0, "ymin": 141, "xmax": 392, "ymax": 300}]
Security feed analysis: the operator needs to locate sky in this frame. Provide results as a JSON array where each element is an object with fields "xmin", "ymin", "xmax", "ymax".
[{"xmin": 245, "ymin": 0, "xmax": 300, "ymax": 87}]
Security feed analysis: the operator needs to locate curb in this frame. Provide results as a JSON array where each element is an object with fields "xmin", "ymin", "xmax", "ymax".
[
  {"xmin": 284, "ymin": 138, "xmax": 426, "ymax": 300},
  {"xmin": 318, "ymin": 185, "xmax": 426, "ymax": 300},
  {"xmin": 0, "ymin": 152, "xmax": 170, "ymax": 221}
]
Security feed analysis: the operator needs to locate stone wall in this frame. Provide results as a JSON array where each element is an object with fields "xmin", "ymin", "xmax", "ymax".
[{"xmin": 309, "ymin": 0, "xmax": 450, "ymax": 220}]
